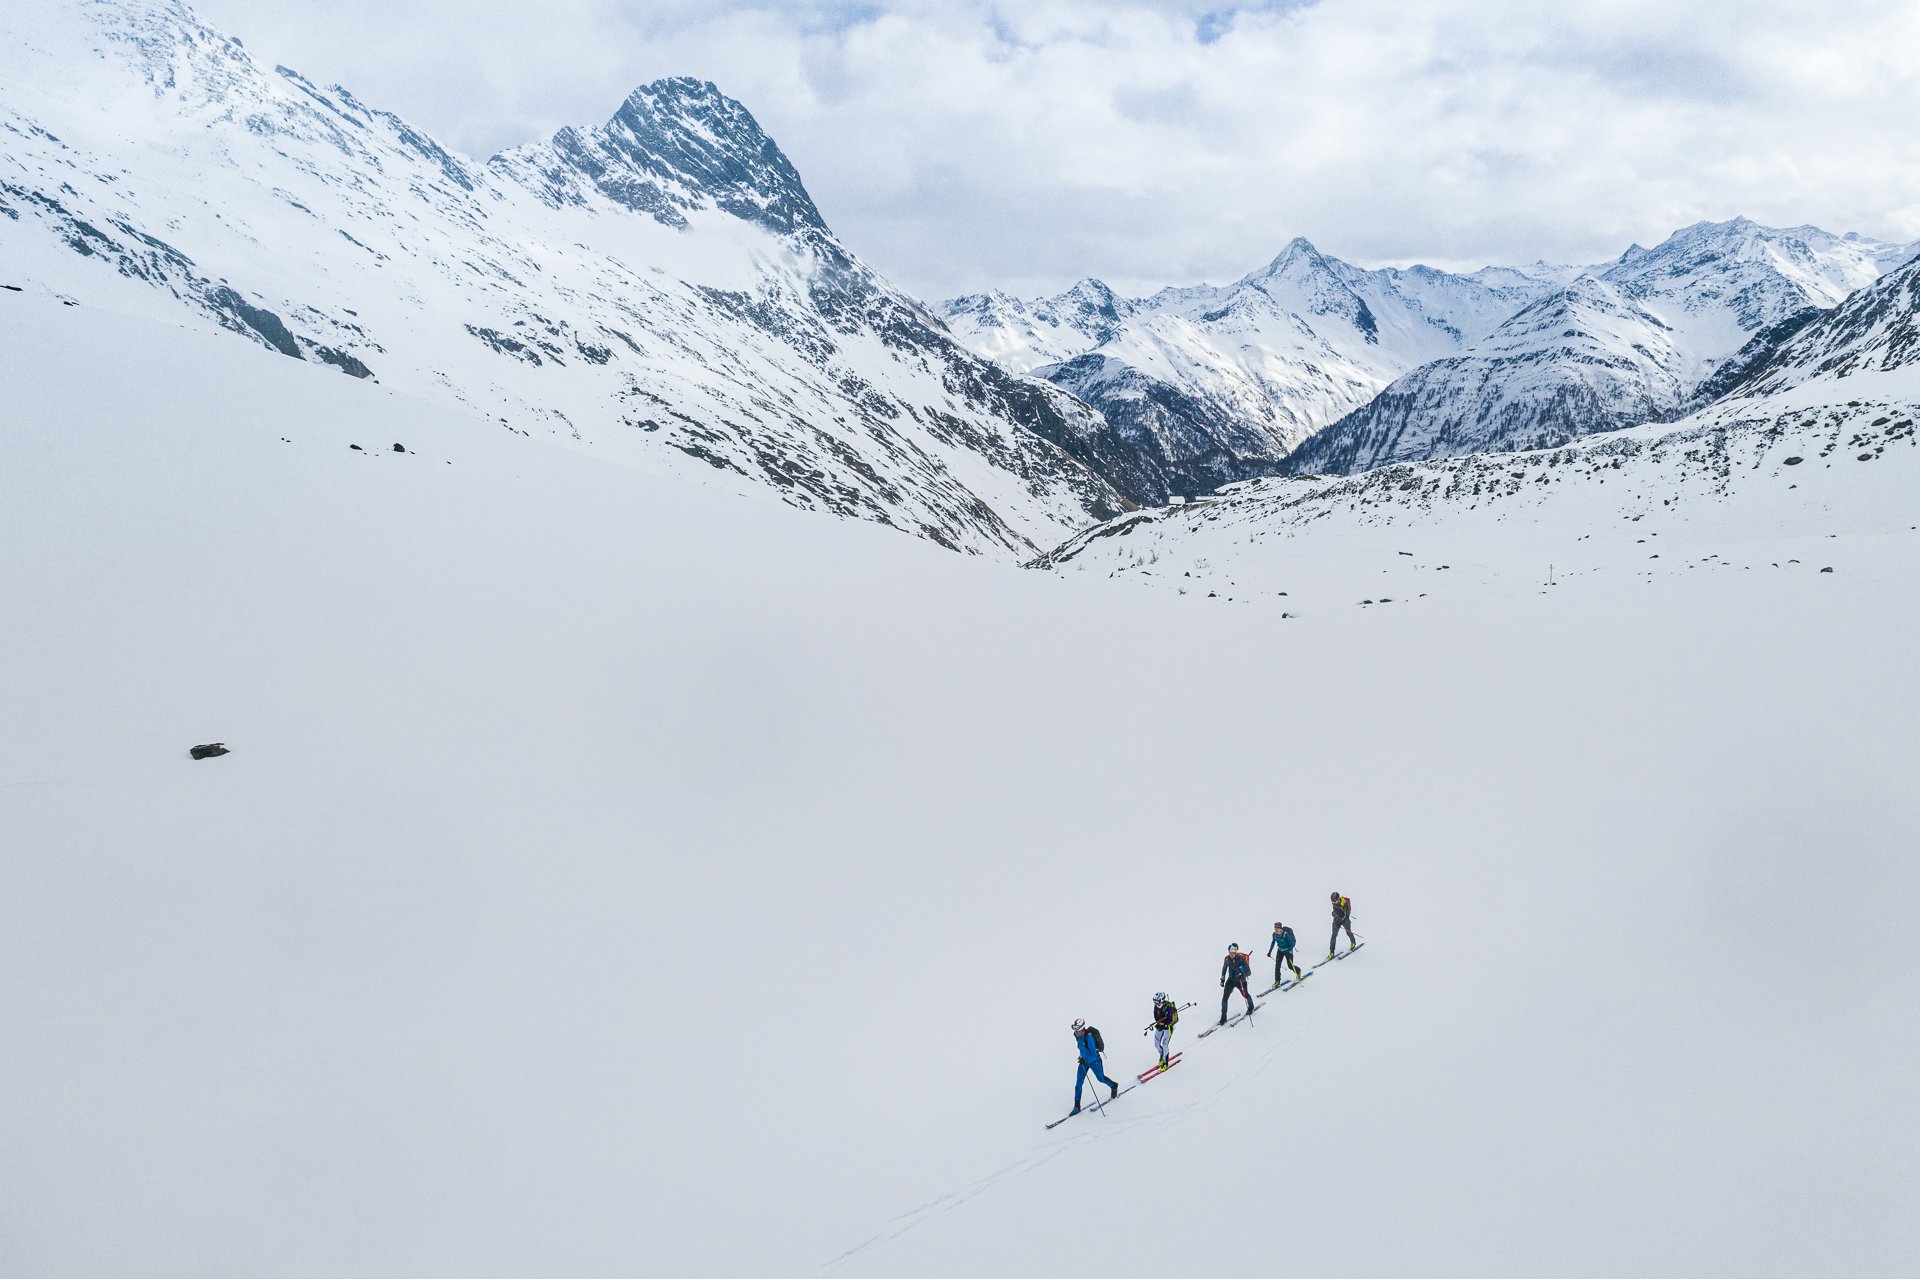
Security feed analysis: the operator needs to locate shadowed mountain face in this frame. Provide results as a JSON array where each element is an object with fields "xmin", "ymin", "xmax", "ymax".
[{"xmin": 0, "ymin": 0, "xmax": 1127, "ymax": 557}]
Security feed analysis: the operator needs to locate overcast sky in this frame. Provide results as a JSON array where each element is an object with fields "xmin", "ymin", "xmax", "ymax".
[{"xmin": 189, "ymin": 0, "xmax": 1920, "ymax": 300}]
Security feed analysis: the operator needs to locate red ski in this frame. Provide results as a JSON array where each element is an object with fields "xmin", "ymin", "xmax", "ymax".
[{"xmin": 1138, "ymin": 1052, "xmax": 1183, "ymax": 1083}]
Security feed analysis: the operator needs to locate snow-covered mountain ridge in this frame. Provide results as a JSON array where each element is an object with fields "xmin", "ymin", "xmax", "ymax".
[
  {"xmin": 942, "ymin": 242, "xmax": 1562, "ymax": 504},
  {"xmin": 1284, "ymin": 220, "xmax": 1916, "ymax": 475},
  {"xmin": 0, "ymin": 0, "xmax": 1128, "ymax": 557},
  {"xmin": 952, "ymin": 221, "xmax": 1915, "ymax": 495}
]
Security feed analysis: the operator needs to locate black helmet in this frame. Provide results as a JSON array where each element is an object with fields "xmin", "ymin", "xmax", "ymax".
[{"xmin": 1330, "ymin": 891, "xmax": 1341, "ymax": 900}]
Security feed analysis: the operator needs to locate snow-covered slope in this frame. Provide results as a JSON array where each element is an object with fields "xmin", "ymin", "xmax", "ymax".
[
  {"xmin": 1288, "ymin": 220, "xmax": 1916, "ymax": 475},
  {"xmin": 943, "ymin": 240, "xmax": 1547, "ymax": 503},
  {"xmin": 0, "ymin": 0, "xmax": 1126, "ymax": 556},
  {"xmin": 5, "ymin": 290, "xmax": 1916, "ymax": 1279}
]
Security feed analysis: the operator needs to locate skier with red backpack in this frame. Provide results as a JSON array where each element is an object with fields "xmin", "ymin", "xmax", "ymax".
[
  {"xmin": 1218, "ymin": 943, "xmax": 1255, "ymax": 1024},
  {"xmin": 1070, "ymin": 1019, "xmax": 1119, "ymax": 1115}
]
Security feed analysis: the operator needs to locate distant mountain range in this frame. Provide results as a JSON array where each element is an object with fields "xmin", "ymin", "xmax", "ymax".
[
  {"xmin": 948, "ymin": 220, "xmax": 1917, "ymax": 494},
  {"xmin": 5, "ymin": 1, "xmax": 1916, "ymax": 555},
  {"xmin": 942, "ymin": 244, "xmax": 1577, "ymax": 501}
]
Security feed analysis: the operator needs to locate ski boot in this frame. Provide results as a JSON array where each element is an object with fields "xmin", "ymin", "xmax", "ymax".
[
  {"xmin": 1109, "ymin": 1083, "xmax": 1120, "ymax": 1099},
  {"xmin": 1070, "ymin": 1105, "xmax": 1081, "ymax": 1116}
]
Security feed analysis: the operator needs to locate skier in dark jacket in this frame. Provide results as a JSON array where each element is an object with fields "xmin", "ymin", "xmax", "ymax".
[
  {"xmin": 1150, "ymin": 993, "xmax": 1179, "ymax": 1068},
  {"xmin": 1070, "ymin": 1019, "xmax": 1119, "ymax": 1114},
  {"xmin": 1328, "ymin": 892, "xmax": 1356, "ymax": 958},
  {"xmin": 1268, "ymin": 921, "xmax": 1303, "ymax": 984},
  {"xmin": 1218, "ymin": 943, "xmax": 1255, "ymax": 1024}
]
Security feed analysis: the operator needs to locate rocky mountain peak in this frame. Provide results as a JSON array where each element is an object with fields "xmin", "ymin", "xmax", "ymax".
[
  {"xmin": 1253, "ymin": 236, "xmax": 1332, "ymax": 281},
  {"xmin": 506, "ymin": 76, "xmax": 824, "ymax": 236}
]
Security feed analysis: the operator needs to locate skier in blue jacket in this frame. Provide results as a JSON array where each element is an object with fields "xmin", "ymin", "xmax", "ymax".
[
  {"xmin": 1070, "ymin": 1019, "xmax": 1119, "ymax": 1115},
  {"xmin": 1267, "ymin": 921, "xmax": 1303, "ymax": 984}
]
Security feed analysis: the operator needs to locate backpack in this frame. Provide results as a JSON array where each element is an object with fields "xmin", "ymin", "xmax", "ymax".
[
  {"xmin": 1278, "ymin": 926, "xmax": 1295, "ymax": 948},
  {"xmin": 1089, "ymin": 1026, "xmax": 1105, "ymax": 1053}
]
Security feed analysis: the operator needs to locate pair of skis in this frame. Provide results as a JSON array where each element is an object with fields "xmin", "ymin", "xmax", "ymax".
[
  {"xmin": 1312, "ymin": 940, "xmax": 1366, "ymax": 970},
  {"xmin": 1196, "ymin": 998, "xmax": 1260, "ymax": 1038},
  {"xmin": 1044, "ymin": 1082, "xmax": 1138, "ymax": 1130},
  {"xmin": 1259, "ymin": 970, "xmax": 1312, "ymax": 995},
  {"xmin": 1138, "ymin": 1052, "xmax": 1183, "ymax": 1083}
]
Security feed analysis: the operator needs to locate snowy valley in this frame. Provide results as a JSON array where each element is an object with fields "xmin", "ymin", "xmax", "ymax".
[{"xmin": 4, "ymin": 3, "xmax": 1920, "ymax": 1279}]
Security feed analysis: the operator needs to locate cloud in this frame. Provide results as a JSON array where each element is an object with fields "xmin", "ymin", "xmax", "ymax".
[{"xmin": 187, "ymin": 0, "xmax": 1920, "ymax": 299}]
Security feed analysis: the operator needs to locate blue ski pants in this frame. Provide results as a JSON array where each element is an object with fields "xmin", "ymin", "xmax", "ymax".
[{"xmin": 1075, "ymin": 1056, "xmax": 1116, "ymax": 1107}]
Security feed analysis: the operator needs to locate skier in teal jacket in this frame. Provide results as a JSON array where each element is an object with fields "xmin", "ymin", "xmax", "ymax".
[{"xmin": 1268, "ymin": 921, "xmax": 1303, "ymax": 984}]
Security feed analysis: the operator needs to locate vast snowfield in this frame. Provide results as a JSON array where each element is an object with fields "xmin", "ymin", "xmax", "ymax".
[{"xmin": 4, "ymin": 291, "xmax": 1918, "ymax": 1278}]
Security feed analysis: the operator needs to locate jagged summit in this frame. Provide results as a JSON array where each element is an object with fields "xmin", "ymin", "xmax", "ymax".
[
  {"xmin": 1252, "ymin": 236, "xmax": 1329, "ymax": 276},
  {"xmin": 496, "ymin": 77, "xmax": 825, "ymax": 235}
]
